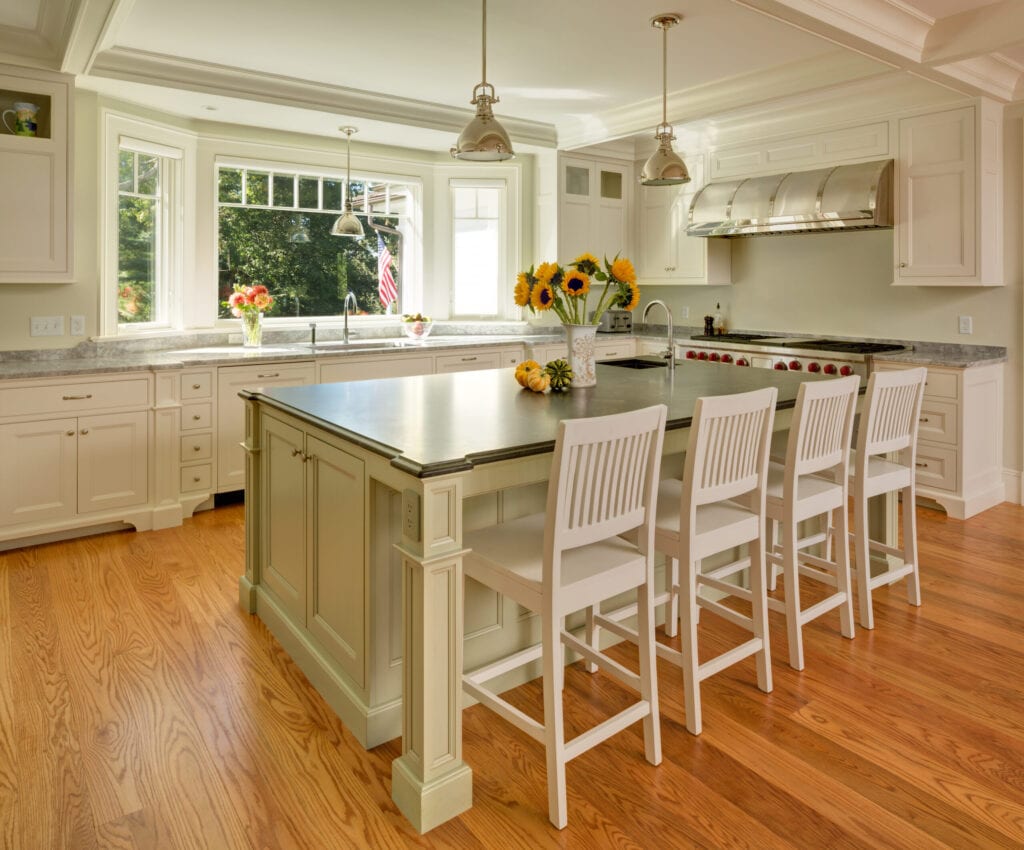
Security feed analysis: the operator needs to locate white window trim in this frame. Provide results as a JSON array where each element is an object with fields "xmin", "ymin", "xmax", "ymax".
[
  {"xmin": 100, "ymin": 110, "xmax": 196, "ymax": 338},
  {"xmin": 211, "ymin": 154, "xmax": 424, "ymax": 328}
]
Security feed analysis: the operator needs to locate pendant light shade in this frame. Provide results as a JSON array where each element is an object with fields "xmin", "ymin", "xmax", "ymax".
[
  {"xmin": 331, "ymin": 127, "xmax": 365, "ymax": 239},
  {"xmin": 451, "ymin": 0, "xmax": 515, "ymax": 161},
  {"xmin": 640, "ymin": 14, "xmax": 690, "ymax": 187}
]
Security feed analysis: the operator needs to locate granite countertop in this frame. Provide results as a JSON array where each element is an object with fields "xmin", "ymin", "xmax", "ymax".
[
  {"xmin": 245, "ymin": 359, "xmax": 814, "ymax": 478},
  {"xmin": 0, "ymin": 325, "xmax": 1007, "ymax": 381}
]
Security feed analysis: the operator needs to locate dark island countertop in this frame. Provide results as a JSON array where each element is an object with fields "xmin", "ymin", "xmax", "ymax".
[{"xmin": 244, "ymin": 359, "xmax": 822, "ymax": 478}]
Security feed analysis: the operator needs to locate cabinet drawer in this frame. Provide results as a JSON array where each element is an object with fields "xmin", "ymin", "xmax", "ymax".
[
  {"xmin": 180, "ymin": 463, "xmax": 213, "ymax": 493},
  {"xmin": 915, "ymin": 444, "xmax": 957, "ymax": 492},
  {"xmin": 918, "ymin": 401, "xmax": 957, "ymax": 446},
  {"xmin": 180, "ymin": 433, "xmax": 212, "ymax": 461},
  {"xmin": 923, "ymin": 369, "xmax": 958, "ymax": 401},
  {"xmin": 0, "ymin": 377, "xmax": 151, "ymax": 418},
  {"xmin": 181, "ymin": 402, "xmax": 212, "ymax": 430},
  {"xmin": 594, "ymin": 342, "xmax": 636, "ymax": 360},
  {"xmin": 181, "ymin": 371, "xmax": 213, "ymax": 399},
  {"xmin": 435, "ymin": 351, "xmax": 502, "ymax": 373}
]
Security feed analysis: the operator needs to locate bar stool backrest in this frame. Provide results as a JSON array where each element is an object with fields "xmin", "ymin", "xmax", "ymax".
[
  {"xmin": 856, "ymin": 367, "xmax": 927, "ymax": 460},
  {"xmin": 786, "ymin": 375, "xmax": 860, "ymax": 483},
  {"xmin": 544, "ymin": 404, "xmax": 668, "ymax": 586}
]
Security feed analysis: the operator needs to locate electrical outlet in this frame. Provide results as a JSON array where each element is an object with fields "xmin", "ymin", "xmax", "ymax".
[
  {"xmin": 680, "ymin": 306, "xmax": 690, "ymax": 319},
  {"xmin": 402, "ymin": 489, "xmax": 421, "ymax": 542},
  {"xmin": 958, "ymin": 315, "xmax": 973, "ymax": 334},
  {"xmin": 30, "ymin": 315, "xmax": 65, "ymax": 337},
  {"xmin": 70, "ymin": 315, "xmax": 86, "ymax": 336}
]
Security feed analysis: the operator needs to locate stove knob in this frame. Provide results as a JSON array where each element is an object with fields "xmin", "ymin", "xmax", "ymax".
[
  {"xmin": 709, "ymin": 352, "xmax": 721, "ymax": 362},
  {"xmin": 807, "ymin": 362, "xmax": 821, "ymax": 373},
  {"xmin": 685, "ymin": 350, "xmax": 697, "ymax": 359},
  {"xmin": 735, "ymin": 357, "xmax": 749, "ymax": 367},
  {"xmin": 697, "ymin": 351, "xmax": 709, "ymax": 361},
  {"xmin": 788, "ymin": 360, "xmax": 802, "ymax": 371},
  {"xmin": 774, "ymin": 361, "xmax": 788, "ymax": 371},
  {"xmin": 823, "ymin": 363, "xmax": 838, "ymax": 375},
  {"xmin": 721, "ymin": 353, "xmax": 734, "ymax": 364},
  {"xmin": 839, "ymin": 365, "xmax": 854, "ymax": 377}
]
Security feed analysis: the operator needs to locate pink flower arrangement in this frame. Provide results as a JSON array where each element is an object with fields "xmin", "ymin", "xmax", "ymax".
[{"xmin": 225, "ymin": 284, "xmax": 274, "ymax": 317}]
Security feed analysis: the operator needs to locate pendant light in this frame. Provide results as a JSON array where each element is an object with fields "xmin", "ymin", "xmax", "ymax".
[
  {"xmin": 640, "ymin": 14, "xmax": 690, "ymax": 187},
  {"xmin": 450, "ymin": 0, "xmax": 515, "ymax": 161},
  {"xmin": 331, "ymin": 126, "xmax": 365, "ymax": 238}
]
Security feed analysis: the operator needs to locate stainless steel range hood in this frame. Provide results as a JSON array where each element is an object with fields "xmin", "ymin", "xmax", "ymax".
[{"xmin": 687, "ymin": 158, "xmax": 893, "ymax": 238}]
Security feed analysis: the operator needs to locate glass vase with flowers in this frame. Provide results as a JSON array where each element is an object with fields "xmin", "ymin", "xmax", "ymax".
[
  {"xmin": 514, "ymin": 253, "xmax": 639, "ymax": 387},
  {"xmin": 225, "ymin": 284, "xmax": 275, "ymax": 347}
]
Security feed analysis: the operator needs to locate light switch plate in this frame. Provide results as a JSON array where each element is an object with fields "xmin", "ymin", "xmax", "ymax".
[
  {"xmin": 958, "ymin": 315, "xmax": 973, "ymax": 334},
  {"xmin": 402, "ymin": 489, "xmax": 421, "ymax": 542},
  {"xmin": 30, "ymin": 316, "xmax": 64, "ymax": 336},
  {"xmin": 70, "ymin": 315, "xmax": 86, "ymax": 336}
]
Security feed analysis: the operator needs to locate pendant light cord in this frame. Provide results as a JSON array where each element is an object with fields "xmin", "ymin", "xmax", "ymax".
[
  {"xmin": 661, "ymin": 21, "xmax": 668, "ymax": 126},
  {"xmin": 482, "ymin": 0, "xmax": 487, "ymax": 85}
]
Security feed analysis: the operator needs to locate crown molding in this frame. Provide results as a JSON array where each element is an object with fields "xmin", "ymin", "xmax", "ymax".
[
  {"xmin": 932, "ymin": 56, "xmax": 1022, "ymax": 104},
  {"xmin": 88, "ymin": 46, "xmax": 558, "ymax": 149},
  {"xmin": 60, "ymin": 0, "xmax": 134, "ymax": 75},
  {"xmin": 558, "ymin": 51, "xmax": 887, "ymax": 150},
  {"xmin": 921, "ymin": 0, "xmax": 1024, "ymax": 67},
  {"xmin": 0, "ymin": 28, "xmax": 58, "ymax": 67}
]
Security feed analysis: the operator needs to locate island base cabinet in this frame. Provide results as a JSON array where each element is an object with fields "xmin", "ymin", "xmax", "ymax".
[
  {"xmin": 0, "ymin": 411, "xmax": 149, "ymax": 528},
  {"xmin": 258, "ymin": 410, "xmax": 383, "ymax": 738}
]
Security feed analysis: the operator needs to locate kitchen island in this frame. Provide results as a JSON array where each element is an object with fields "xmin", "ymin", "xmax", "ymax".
[{"xmin": 238, "ymin": 360, "xmax": 833, "ymax": 832}]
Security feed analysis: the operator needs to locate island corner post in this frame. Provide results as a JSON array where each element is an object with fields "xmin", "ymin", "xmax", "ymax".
[{"xmin": 236, "ymin": 365, "xmax": 895, "ymax": 834}]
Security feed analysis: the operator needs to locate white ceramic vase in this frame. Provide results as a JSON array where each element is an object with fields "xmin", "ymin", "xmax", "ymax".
[{"xmin": 564, "ymin": 323, "xmax": 598, "ymax": 387}]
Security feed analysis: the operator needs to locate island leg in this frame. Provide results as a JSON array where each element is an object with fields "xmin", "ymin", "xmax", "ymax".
[{"xmin": 392, "ymin": 478, "xmax": 473, "ymax": 832}]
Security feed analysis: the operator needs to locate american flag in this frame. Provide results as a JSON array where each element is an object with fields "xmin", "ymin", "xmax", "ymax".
[{"xmin": 377, "ymin": 232, "xmax": 398, "ymax": 307}]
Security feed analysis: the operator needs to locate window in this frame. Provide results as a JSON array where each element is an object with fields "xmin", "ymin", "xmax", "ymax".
[
  {"xmin": 117, "ymin": 147, "xmax": 171, "ymax": 327},
  {"xmin": 451, "ymin": 180, "xmax": 504, "ymax": 317},
  {"xmin": 216, "ymin": 164, "xmax": 412, "ymax": 319}
]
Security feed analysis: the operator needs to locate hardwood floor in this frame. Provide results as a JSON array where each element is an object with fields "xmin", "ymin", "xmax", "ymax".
[{"xmin": 1, "ymin": 501, "xmax": 1022, "ymax": 849}]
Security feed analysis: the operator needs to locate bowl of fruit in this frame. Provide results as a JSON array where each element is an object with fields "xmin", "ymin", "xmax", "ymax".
[{"xmin": 402, "ymin": 313, "xmax": 433, "ymax": 340}]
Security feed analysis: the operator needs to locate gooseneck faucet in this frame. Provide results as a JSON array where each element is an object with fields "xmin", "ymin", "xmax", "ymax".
[
  {"xmin": 641, "ymin": 299, "xmax": 675, "ymax": 374},
  {"xmin": 343, "ymin": 292, "xmax": 358, "ymax": 343}
]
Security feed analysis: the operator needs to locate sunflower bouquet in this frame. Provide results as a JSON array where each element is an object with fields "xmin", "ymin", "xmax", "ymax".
[{"xmin": 514, "ymin": 252, "xmax": 640, "ymax": 325}]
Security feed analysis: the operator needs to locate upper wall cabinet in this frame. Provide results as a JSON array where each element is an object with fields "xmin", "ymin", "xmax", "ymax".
[
  {"xmin": 558, "ymin": 153, "xmax": 632, "ymax": 263},
  {"xmin": 0, "ymin": 65, "xmax": 74, "ymax": 283},
  {"xmin": 636, "ymin": 154, "xmax": 731, "ymax": 286},
  {"xmin": 894, "ymin": 102, "xmax": 1002, "ymax": 286}
]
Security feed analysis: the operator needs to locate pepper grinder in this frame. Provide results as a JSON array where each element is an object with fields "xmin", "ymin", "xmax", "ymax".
[{"xmin": 703, "ymin": 314, "xmax": 715, "ymax": 336}]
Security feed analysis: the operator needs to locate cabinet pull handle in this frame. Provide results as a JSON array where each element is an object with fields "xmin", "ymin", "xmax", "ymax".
[
  {"xmin": 193, "ymin": 476, "xmax": 201, "ymax": 483},
  {"xmin": 899, "ymin": 262, "xmax": 907, "ymax": 268},
  {"xmin": 193, "ymin": 445, "xmax": 201, "ymax": 452},
  {"xmin": 461, "ymin": 357, "xmax": 477, "ymax": 362},
  {"xmin": 915, "ymin": 461, "xmax": 928, "ymax": 468},
  {"xmin": 291, "ymin": 448, "xmax": 303, "ymax": 457},
  {"xmin": 66, "ymin": 430, "xmax": 75, "ymax": 436},
  {"xmin": 192, "ymin": 383, "xmax": 202, "ymax": 390},
  {"xmin": 193, "ymin": 414, "xmax": 201, "ymax": 421},
  {"xmin": 919, "ymin": 417, "xmax": 929, "ymax": 423},
  {"xmin": 63, "ymin": 394, "xmax": 93, "ymax": 400},
  {"xmin": 80, "ymin": 428, "xmax": 89, "ymax": 435},
  {"xmin": 257, "ymin": 373, "xmax": 280, "ymax": 378}
]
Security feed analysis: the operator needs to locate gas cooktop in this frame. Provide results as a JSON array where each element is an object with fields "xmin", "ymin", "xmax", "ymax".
[{"xmin": 690, "ymin": 335, "xmax": 906, "ymax": 354}]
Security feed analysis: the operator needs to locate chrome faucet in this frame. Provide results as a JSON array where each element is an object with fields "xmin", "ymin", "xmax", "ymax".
[
  {"xmin": 342, "ymin": 292, "xmax": 358, "ymax": 343},
  {"xmin": 641, "ymin": 299, "xmax": 675, "ymax": 374}
]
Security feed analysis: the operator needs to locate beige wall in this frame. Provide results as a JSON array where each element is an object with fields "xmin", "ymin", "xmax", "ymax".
[{"xmin": 644, "ymin": 105, "xmax": 1023, "ymax": 481}]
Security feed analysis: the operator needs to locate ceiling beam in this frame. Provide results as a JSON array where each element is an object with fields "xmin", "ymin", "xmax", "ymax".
[
  {"xmin": 920, "ymin": 0, "xmax": 1024, "ymax": 66},
  {"xmin": 60, "ymin": 0, "xmax": 135, "ymax": 74}
]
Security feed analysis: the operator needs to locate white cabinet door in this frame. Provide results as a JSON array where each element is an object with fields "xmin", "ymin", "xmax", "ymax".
[
  {"xmin": 217, "ymin": 362, "xmax": 315, "ymax": 491},
  {"xmin": 897, "ymin": 106, "xmax": 976, "ymax": 281},
  {"xmin": 0, "ymin": 66, "xmax": 73, "ymax": 282},
  {"xmin": 306, "ymin": 435, "xmax": 366, "ymax": 687},
  {"xmin": 0, "ymin": 417, "xmax": 77, "ymax": 526},
  {"xmin": 637, "ymin": 154, "xmax": 731, "ymax": 286},
  {"xmin": 77, "ymin": 411, "xmax": 149, "ymax": 514},
  {"xmin": 558, "ymin": 154, "xmax": 631, "ymax": 262},
  {"xmin": 319, "ymin": 354, "xmax": 433, "ymax": 384},
  {"xmin": 434, "ymin": 350, "xmax": 503, "ymax": 373},
  {"xmin": 593, "ymin": 338, "xmax": 636, "ymax": 361},
  {"xmin": 261, "ymin": 413, "xmax": 307, "ymax": 622}
]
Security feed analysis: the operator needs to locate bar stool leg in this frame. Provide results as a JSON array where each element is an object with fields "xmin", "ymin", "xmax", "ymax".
[
  {"xmin": 781, "ymin": 514, "xmax": 805, "ymax": 671},
  {"xmin": 664, "ymin": 557, "xmax": 679, "ymax": 638},
  {"xmin": 542, "ymin": 610, "xmax": 568, "ymax": 829},
  {"xmin": 903, "ymin": 486, "xmax": 922, "ymax": 607},
  {"xmin": 748, "ymin": 532, "xmax": 773, "ymax": 694},
  {"xmin": 636, "ymin": 579, "xmax": 662, "ymax": 765},
  {"xmin": 833, "ymin": 506, "xmax": 855, "ymax": 639},
  {"xmin": 680, "ymin": 557, "xmax": 702, "ymax": 735},
  {"xmin": 853, "ymin": 487, "xmax": 874, "ymax": 630},
  {"xmin": 584, "ymin": 606, "xmax": 598, "ymax": 674}
]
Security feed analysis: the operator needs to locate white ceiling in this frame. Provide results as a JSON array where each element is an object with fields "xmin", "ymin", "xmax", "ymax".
[{"xmin": 0, "ymin": 0, "xmax": 1022, "ymax": 152}]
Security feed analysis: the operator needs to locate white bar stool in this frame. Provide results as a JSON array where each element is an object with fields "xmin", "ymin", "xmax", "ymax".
[
  {"xmin": 848, "ymin": 367, "xmax": 928, "ymax": 629},
  {"xmin": 764, "ymin": 375, "xmax": 859, "ymax": 671},
  {"xmin": 593, "ymin": 387, "xmax": 777, "ymax": 736},
  {"xmin": 461, "ymin": 404, "xmax": 667, "ymax": 829}
]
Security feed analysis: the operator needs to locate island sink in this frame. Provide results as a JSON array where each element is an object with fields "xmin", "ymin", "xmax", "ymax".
[{"xmin": 600, "ymin": 357, "xmax": 669, "ymax": 369}]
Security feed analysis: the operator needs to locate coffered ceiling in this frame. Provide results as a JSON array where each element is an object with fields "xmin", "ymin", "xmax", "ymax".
[{"xmin": 1, "ymin": 0, "xmax": 1022, "ymax": 152}]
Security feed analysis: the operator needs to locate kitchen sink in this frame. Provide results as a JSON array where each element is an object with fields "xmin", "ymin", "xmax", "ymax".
[
  {"xmin": 600, "ymin": 357, "xmax": 668, "ymax": 369},
  {"xmin": 307, "ymin": 339, "xmax": 407, "ymax": 350}
]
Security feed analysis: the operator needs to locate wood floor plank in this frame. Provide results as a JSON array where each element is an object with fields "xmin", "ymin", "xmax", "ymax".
[{"xmin": 2, "ymin": 500, "xmax": 1023, "ymax": 848}]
